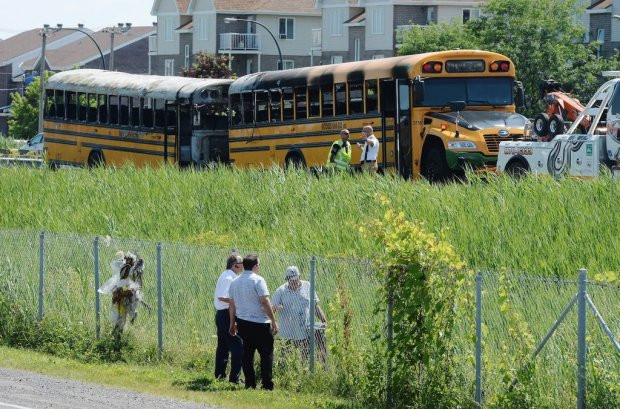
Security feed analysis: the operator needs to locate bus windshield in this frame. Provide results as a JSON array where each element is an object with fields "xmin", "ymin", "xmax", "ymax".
[{"xmin": 419, "ymin": 77, "xmax": 513, "ymax": 107}]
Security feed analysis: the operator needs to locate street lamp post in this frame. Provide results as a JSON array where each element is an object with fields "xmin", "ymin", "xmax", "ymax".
[
  {"xmin": 62, "ymin": 24, "xmax": 106, "ymax": 70},
  {"xmin": 103, "ymin": 23, "xmax": 131, "ymax": 71},
  {"xmin": 224, "ymin": 17, "xmax": 283, "ymax": 71},
  {"xmin": 38, "ymin": 24, "xmax": 62, "ymax": 134}
]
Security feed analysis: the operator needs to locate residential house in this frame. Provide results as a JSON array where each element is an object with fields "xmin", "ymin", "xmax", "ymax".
[
  {"xmin": 149, "ymin": 0, "xmax": 322, "ymax": 76},
  {"xmin": 315, "ymin": 0, "xmax": 485, "ymax": 64},
  {"xmin": 19, "ymin": 26, "xmax": 156, "ymax": 74},
  {"xmin": 583, "ymin": 0, "xmax": 620, "ymax": 57},
  {"xmin": 0, "ymin": 28, "xmax": 85, "ymax": 136}
]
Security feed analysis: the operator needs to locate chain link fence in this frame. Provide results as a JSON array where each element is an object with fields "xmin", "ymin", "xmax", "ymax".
[{"xmin": 1, "ymin": 229, "xmax": 619, "ymax": 406}]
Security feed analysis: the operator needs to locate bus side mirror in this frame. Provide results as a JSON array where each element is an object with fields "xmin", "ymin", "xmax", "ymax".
[
  {"xmin": 515, "ymin": 81, "xmax": 525, "ymax": 109},
  {"xmin": 413, "ymin": 77, "xmax": 425, "ymax": 105}
]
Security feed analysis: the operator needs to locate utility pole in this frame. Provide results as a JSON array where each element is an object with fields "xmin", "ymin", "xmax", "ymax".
[
  {"xmin": 38, "ymin": 24, "xmax": 61, "ymax": 134},
  {"xmin": 104, "ymin": 23, "xmax": 131, "ymax": 71}
]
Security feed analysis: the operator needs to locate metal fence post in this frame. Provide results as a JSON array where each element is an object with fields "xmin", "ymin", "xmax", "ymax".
[
  {"xmin": 157, "ymin": 242, "xmax": 163, "ymax": 359},
  {"xmin": 38, "ymin": 232, "xmax": 45, "ymax": 321},
  {"xmin": 386, "ymin": 272, "xmax": 394, "ymax": 409},
  {"xmin": 94, "ymin": 236, "xmax": 100, "ymax": 340},
  {"xmin": 309, "ymin": 256, "xmax": 316, "ymax": 373},
  {"xmin": 577, "ymin": 269, "xmax": 587, "ymax": 409},
  {"xmin": 475, "ymin": 272, "xmax": 483, "ymax": 407}
]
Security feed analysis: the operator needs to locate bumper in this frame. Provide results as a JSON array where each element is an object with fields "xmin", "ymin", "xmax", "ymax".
[{"xmin": 446, "ymin": 151, "xmax": 497, "ymax": 170}]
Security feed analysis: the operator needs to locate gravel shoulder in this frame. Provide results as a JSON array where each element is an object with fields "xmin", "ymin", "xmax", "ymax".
[{"xmin": 0, "ymin": 367, "xmax": 217, "ymax": 409}]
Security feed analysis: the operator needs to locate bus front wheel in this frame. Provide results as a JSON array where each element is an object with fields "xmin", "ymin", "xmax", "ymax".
[
  {"xmin": 421, "ymin": 146, "xmax": 450, "ymax": 183},
  {"xmin": 87, "ymin": 150, "xmax": 105, "ymax": 168}
]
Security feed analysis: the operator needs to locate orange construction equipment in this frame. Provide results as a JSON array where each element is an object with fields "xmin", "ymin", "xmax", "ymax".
[{"xmin": 533, "ymin": 80, "xmax": 591, "ymax": 140}]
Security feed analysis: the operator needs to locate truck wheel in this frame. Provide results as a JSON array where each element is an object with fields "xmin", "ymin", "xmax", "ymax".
[
  {"xmin": 534, "ymin": 113, "xmax": 549, "ymax": 137},
  {"xmin": 505, "ymin": 160, "xmax": 529, "ymax": 178},
  {"xmin": 548, "ymin": 114, "xmax": 565, "ymax": 138},
  {"xmin": 421, "ymin": 146, "xmax": 451, "ymax": 183},
  {"xmin": 87, "ymin": 150, "xmax": 105, "ymax": 168}
]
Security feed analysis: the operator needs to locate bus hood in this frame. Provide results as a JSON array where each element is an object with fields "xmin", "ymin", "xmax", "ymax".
[{"xmin": 428, "ymin": 111, "xmax": 529, "ymax": 131}]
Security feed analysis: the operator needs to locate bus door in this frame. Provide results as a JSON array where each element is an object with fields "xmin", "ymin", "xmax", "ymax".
[
  {"xmin": 381, "ymin": 79, "xmax": 412, "ymax": 178},
  {"xmin": 177, "ymin": 104, "xmax": 193, "ymax": 166},
  {"xmin": 380, "ymin": 80, "xmax": 395, "ymax": 173},
  {"xmin": 164, "ymin": 102, "xmax": 178, "ymax": 164}
]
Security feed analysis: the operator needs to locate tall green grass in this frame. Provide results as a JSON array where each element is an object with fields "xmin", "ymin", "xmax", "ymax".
[{"xmin": 0, "ymin": 165, "xmax": 619, "ymax": 277}]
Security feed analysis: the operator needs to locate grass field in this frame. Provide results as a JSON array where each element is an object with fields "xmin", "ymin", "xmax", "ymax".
[
  {"xmin": 0, "ymin": 165, "xmax": 620, "ymax": 277},
  {"xmin": 0, "ymin": 165, "xmax": 619, "ymax": 408}
]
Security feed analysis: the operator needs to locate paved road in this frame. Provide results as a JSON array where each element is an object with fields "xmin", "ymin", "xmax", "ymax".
[{"xmin": 0, "ymin": 368, "xmax": 216, "ymax": 409}]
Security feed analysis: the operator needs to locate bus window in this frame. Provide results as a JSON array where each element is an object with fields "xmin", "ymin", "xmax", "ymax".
[
  {"xmin": 109, "ymin": 95, "xmax": 119, "ymax": 124},
  {"xmin": 283, "ymin": 88, "xmax": 294, "ymax": 121},
  {"xmin": 230, "ymin": 94, "xmax": 242, "ymax": 125},
  {"xmin": 143, "ymin": 98, "xmax": 153, "ymax": 128},
  {"xmin": 349, "ymin": 81, "xmax": 363, "ymax": 114},
  {"xmin": 366, "ymin": 80, "xmax": 378, "ymax": 113},
  {"xmin": 295, "ymin": 87, "xmax": 307, "ymax": 120},
  {"xmin": 45, "ymin": 90, "xmax": 54, "ymax": 117},
  {"xmin": 242, "ymin": 92, "xmax": 254, "ymax": 124},
  {"xmin": 55, "ymin": 91, "xmax": 65, "ymax": 119},
  {"xmin": 335, "ymin": 83, "xmax": 346, "ymax": 116},
  {"xmin": 166, "ymin": 103, "xmax": 177, "ymax": 127},
  {"xmin": 154, "ymin": 99, "xmax": 165, "ymax": 128},
  {"xmin": 269, "ymin": 89, "xmax": 282, "ymax": 122},
  {"xmin": 321, "ymin": 84, "xmax": 333, "ymax": 117},
  {"xmin": 119, "ymin": 96, "xmax": 130, "ymax": 126},
  {"xmin": 98, "ymin": 95, "xmax": 107, "ymax": 124},
  {"xmin": 256, "ymin": 91, "xmax": 269, "ymax": 123},
  {"xmin": 130, "ymin": 97, "xmax": 141, "ymax": 127},
  {"xmin": 78, "ymin": 92, "xmax": 88, "ymax": 121},
  {"xmin": 67, "ymin": 92, "xmax": 77, "ymax": 120},
  {"xmin": 87, "ymin": 94, "xmax": 97, "ymax": 122},
  {"xmin": 308, "ymin": 86, "xmax": 320, "ymax": 117}
]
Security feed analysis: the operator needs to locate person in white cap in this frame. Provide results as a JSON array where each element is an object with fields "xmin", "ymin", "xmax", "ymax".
[{"xmin": 271, "ymin": 266, "xmax": 327, "ymax": 361}]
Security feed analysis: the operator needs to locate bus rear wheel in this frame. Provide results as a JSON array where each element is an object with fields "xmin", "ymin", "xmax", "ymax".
[
  {"xmin": 285, "ymin": 152, "xmax": 305, "ymax": 169},
  {"xmin": 421, "ymin": 146, "xmax": 451, "ymax": 183},
  {"xmin": 87, "ymin": 151, "xmax": 105, "ymax": 168}
]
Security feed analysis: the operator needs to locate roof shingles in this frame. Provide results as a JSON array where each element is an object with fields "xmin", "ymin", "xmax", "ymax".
[{"xmin": 213, "ymin": 0, "xmax": 319, "ymax": 14}]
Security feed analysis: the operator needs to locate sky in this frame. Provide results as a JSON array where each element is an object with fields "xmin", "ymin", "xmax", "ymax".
[{"xmin": 0, "ymin": 0, "xmax": 156, "ymax": 40}]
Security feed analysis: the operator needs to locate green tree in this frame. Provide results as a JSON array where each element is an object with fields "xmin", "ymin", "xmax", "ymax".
[
  {"xmin": 8, "ymin": 75, "xmax": 41, "ymax": 139},
  {"xmin": 181, "ymin": 52, "xmax": 235, "ymax": 79},
  {"xmin": 398, "ymin": 22, "xmax": 477, "ymax": 55}
]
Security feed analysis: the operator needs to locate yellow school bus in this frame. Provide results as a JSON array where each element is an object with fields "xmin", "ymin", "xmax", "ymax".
[
  {"xmin": 43, "ymin": 69, "xmax": 232, "ymax": 168},
  {"xmin": 227, "ymin": 50, "xmax": 529, "ymax": 181}
]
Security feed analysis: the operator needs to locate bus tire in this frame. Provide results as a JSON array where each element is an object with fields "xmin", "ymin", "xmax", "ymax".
[
  {"xmin": 87, "ymin": 150, "xmax": 105, "ymax": 168},
  {"xmin": 534, "ymin": 113, "xmax": 549, "ymax": 137},
  {"xmin": 421, "ymin": 144, "xmax": 451, "ymax": 183},
  {"xmin": 505, "ymin": 159, "xmax": 529, "ymax": 178},
  {"xmin": 285, "ymin": 152, "xmax": 306, "ymax": 169},
  {"xmin": 548, "ymin": 114, "xmax": 565, "ymax": 138}
]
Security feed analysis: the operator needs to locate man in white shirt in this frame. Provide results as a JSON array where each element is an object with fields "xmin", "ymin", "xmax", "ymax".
[
  {"xmin": 213, "ymin": 253, "xmax": 244, "ymax": 383},
  {"xmin": 357, "ymin": 125, "xmax": 380, "ymax": 173},
  {"xmin": 228, "ymin": 254, "xmax": 278, "ymax": 390},
  {"xmin": 272, "ymin": 266, "xmax": 327, "ymax": 362}
]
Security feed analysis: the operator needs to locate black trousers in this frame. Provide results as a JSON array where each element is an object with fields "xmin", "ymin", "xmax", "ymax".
[
  {"xmin": 236, "ymin": 318, "xmax": 274, "ymax": 390},
  {"xmin": 215, "ymin": 309, "xmax": 243, "ymax": 382}
]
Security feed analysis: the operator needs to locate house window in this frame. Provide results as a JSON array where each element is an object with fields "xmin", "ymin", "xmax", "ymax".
[
  {"xmin": 163, "ymin": 16, "xmax": 174, "ymax": 41},
  {"xmin": 462, "ymin": 9, "xmax": 480, "ymax": 23},
  {"xmin": 426, "ymin": 7, "xmax": 435, "ymax": 24},
  {"xmin": 198, "ymin": 15, "xmax": 208, "ymax": 40},
  {"xmin": 372, "ymin": 7, "xmax": 384, "ymax": 35},
  {"xmin": 277, "ymin": 60, "xmax": 295, "ymax": 70},
  {"xmin": 184, "ymin": 45, "xmax": 190, "ymax": 69},
  {"xmin": 331, "ymin": 55, "xmax": 343, "ymax": 64},
  {"xmin": 597, "ymin": 28, "xmax": 605, "ymax": 42},
  {"xmin": 165, "ymin": 59, "xmax": 174, "ymax": 76},
  {"xmin": 330, "ymin": 9, "xmax": 342, "ymax": 36},
  {"xmin": 372, "ymin": 54, "xmax": 384, "ymax": 60},
  {"xmin": 279, "ymin": 18, "xmax": 294, "ymax": 40}
]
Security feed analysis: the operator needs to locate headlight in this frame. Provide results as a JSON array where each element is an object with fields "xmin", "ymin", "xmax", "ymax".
[
  {"xmin": 524, "ymin": 122, "xmax": 532, "ymax": 138},
  {"xmin": 447, "ymin": 141, "xmax": 477, "ymax": 150}
]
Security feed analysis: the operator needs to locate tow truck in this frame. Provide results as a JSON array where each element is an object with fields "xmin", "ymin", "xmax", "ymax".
[{"xmin": 497, "ymin": 72, "xmax": 620, "ymax": 178}]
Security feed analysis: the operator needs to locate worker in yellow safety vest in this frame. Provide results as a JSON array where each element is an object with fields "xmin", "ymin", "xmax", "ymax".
[{"xmin": 326, "ymin": 129, "xmax": 352, "ymax": 171}]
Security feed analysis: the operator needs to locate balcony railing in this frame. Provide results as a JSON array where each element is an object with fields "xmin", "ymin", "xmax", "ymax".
[
  {"xmin": 312, "ymin": 28, "xmax": 321, "ymax": 48},
  {"xmin": 219, "ymin": 33, "xmax": 260, "ymax": 51},
  {"xmin": 148, "ymin": 34, "xmax": 157, "ymax": 54}
]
